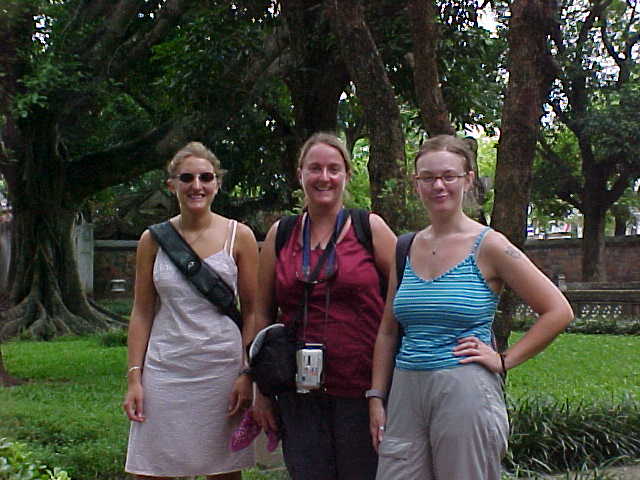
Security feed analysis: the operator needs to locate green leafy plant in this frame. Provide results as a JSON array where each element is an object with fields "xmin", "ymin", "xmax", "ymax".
[
  {"xmin": 0, "ymin": 437, "xmax": 71, "ymax": 480},
  {"xmin": 506, "ymin": 396, "xmax": 640, "ymax": 473}
]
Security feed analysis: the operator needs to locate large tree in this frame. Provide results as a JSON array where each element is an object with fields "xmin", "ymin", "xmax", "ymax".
[
  {"xmin": 536, "ymin": 0, "xmax": 640, "ymax": 281},
  {"xmin": 490, "ymin": 0, "xmax": 558, "ymax": 350},
  {"xmin": 0, "ymin": 1, "xmax": 286, "ymax": 340}
]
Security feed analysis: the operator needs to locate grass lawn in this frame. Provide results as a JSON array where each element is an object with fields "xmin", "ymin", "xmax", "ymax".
[
  {"xmin": 507, "ymin": 332, "xmax": 639, "ymax": 404},
  {"xmin": 0, "ymin": 332, "xmax": 638, "ymax": 479}
]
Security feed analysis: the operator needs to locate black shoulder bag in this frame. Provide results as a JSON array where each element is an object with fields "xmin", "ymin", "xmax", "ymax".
[{"xmin": 148, "ymin": 220, "xmax": 242, "ymax": 332}]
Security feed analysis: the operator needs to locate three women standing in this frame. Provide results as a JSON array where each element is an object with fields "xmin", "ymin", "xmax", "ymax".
[
  {"xmin": 252, "ymin": 133, "xmax": 396, "ymax": 480},
  {"xmin": 370, "ymin": 135, "xmax": 574, "ymax": 480},
  {"xmin": 123, "ymin": 142, "xmax": 258, "ymax": 479}
]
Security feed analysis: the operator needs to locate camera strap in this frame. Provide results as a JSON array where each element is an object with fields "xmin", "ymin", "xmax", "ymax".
[{"xmin": 296, "ymin": 209, "xmax": 347, "ymax": 343}]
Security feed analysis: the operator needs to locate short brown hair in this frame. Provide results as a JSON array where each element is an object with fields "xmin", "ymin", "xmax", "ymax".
[{"xmin": 414, "ymin": 135, "xmax": 476, "ymax": 173}]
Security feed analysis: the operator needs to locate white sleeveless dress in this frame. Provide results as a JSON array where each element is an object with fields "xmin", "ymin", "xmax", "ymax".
[{"xmin": 125, "ymin": 220, "xmax": 255, "ymax": 476}]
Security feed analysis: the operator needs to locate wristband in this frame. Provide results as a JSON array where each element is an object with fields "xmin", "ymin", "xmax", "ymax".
[
  {"xmin": 365, "ymin": 388, "xmax": 386, "ymax": 400},
  {"xmin": 127, "ymin": 366, "xmax": 142, "ymax": 376},
  {"xmin": 498, "ymin": 352, "xmax": 507, "ymax": 374},
  {"xmin": 238, "ymin": 367, "xmax": 252, "ymax": 378}
]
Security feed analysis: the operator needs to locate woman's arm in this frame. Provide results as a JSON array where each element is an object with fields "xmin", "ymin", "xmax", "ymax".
[
  {"xmin": 228, "ymin": 222, "xmax": 259, "ymax": 416},
  {"xmin": 369, "ymin": 253, "xmax": 401, "ymax": 452},
  {"xmin": 457, "ymin": 231, "xmax": 574, "ymax": 372},
  {"xmin": 122, "ymin": 230, "xmax": 158, "ymax": 422}
]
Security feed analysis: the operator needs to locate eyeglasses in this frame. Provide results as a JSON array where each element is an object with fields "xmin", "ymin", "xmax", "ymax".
[
  {"xmin": 415, "ymin": 173, "xmax": 467, "ymax": 185},
  {"xmin": 173, "ymin": 172, "xmax": 217, "ymax": 183}
]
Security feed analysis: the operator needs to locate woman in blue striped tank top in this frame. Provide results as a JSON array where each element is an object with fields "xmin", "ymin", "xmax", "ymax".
[{"xmin": 368, "ymin": 135, "xmax": 574, "ymax": 480}]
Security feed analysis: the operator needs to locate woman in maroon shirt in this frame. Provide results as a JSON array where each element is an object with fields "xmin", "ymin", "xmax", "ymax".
[{"xmin": 253, "ymin": 132, "xmax": 396, "ymax": 479}]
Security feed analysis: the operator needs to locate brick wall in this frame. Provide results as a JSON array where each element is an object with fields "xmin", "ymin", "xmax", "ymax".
[
  {"xmin": 525, "ymin": 235, "xmax": 640, "ymax": 283},
  {"xmin": 92, "ymin": 235, "xmax": 640, "ymax": 298}
]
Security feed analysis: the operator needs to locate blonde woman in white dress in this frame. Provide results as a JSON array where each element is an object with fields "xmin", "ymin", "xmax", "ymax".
[{"xmin": 123, "ymin": 142, "xmax": 258, "ymax": 479}]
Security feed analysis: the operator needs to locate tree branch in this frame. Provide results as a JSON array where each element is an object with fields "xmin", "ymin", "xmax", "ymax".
[{"xmin": 65, "ymin": 121, "xmax": 184, "ymax": 202}]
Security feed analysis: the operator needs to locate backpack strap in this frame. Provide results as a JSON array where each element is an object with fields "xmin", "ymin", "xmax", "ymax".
[
  {"xmin": 276, "ymin": 209, "xmax": 375, "ymax": 257},
  {"xmin": 395, "ymin": 232, "xmax": 417, "ymax": 290},
  {"xmin": 275, "ymin": 215, "xmax": 299, "ymax": 258},
  {"xmin": 349, "ymin": 208, "xmax": 373, "ymax": 255},
  {"xmin": 148, "ymin": 221, "xmax": 242, "ymax": 332}
]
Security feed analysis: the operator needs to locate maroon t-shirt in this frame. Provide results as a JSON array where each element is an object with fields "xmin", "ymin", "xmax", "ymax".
[{"xmin": 275, "ymin": 216, "xmax": 385, "ymax": 398}]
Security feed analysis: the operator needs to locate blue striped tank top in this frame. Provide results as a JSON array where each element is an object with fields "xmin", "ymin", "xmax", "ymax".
[{"xmin": 393, "ymin": 227, "xmax": 500, "ymax": 371}]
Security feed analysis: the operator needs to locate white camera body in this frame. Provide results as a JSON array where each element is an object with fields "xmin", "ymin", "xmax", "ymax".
[{"xmin": 295, "ymin": 343, "xmax": 324, "ymax": 393}]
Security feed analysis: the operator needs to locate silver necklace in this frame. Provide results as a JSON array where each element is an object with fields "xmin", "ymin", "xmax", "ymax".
[{"xmin": 179, "ymin": 215, "xmax": 212, "ymax": 246}]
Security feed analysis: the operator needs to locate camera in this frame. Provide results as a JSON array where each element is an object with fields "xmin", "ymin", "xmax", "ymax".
[{"xmin": 295, "ymin": 343, "xmax": 324, "ymax": 393}]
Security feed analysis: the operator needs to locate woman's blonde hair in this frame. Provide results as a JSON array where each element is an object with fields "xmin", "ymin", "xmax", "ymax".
[{"xmin": 166, "ymin": 142, "xmax": 227, "ymax": 181}]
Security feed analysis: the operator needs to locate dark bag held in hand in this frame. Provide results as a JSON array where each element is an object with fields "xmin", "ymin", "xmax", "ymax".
[{"xmin": 148, "ymin": 221, "xmax": 242, "ymax": 332}]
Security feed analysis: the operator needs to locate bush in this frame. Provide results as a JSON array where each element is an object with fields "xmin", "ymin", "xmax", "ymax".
[
  {"xmin": 0, "ymin": 438, "xmax": 71, "ymax": 480},
  {"xmin": 95, "ymin": 299, "xmax": 132, "ymax": 317},
  {"xmin": 95, "ymin": 328, "xmax": 127, "ymax": 347},
  {"xmin": 512, "ymin": 314, "xmax": 640, "ymax": 335},
  {"xmin": 506, "ymin": 396, "xmax": 640, "ymax": 474}
]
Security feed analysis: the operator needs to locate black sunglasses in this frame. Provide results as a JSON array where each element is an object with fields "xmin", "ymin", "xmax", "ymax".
[{"xmin": 174, "ymin": 172, "xmax": 216, "ymax": 183}]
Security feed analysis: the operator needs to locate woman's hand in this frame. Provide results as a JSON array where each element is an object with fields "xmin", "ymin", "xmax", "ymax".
[
  {"xmin": 369, "ymin": 398, "xmax": 386, "ymax": 453},
  {"xmin": 228, "ymin": 374, "xmax": 253, "ymax": 417},
  {"xmin": 123, "ymin": 381, "xmax": 145, "ymax": 422},
  {"xmin": 453, "ymin": 336, "xmax": 503, "ymax": 374},
  {"xmin": 252, "ymin": 390, "xmax": 278, "ymax": 433}
]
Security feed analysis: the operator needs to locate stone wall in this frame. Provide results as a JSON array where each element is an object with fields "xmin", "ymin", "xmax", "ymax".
[{"xmin": 92, "ymin": 235, "xmax": 640, "ymax": 299}]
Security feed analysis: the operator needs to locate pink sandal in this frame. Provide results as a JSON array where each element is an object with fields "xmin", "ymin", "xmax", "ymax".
[
  {"xmin": 265, "ymin": 429, "xmax": 280, "ymax": 452},
  {"xmin": 229, "ymin": 408, "xmax": 261, "ymax": 452}
]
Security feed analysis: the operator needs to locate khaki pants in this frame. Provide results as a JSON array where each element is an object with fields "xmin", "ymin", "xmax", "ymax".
[{"xmin": 376, "ymin": 364, "xmax": 508, "ymax": 480}]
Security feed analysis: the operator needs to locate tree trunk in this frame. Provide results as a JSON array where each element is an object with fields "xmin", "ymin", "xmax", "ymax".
[
  {"xmin": 407, "ymin": 0, "xmax": 455, "ymax": 136},
  {"xmin": 330, "ymin": 0, "xmax": 406, "ymax": 231},
  {"xmin": 490, "ymin": 0, "xmax": 557, "ymax": 351},
  {"xmin": 581, "ymin": 203, "xmax": 608, "ymax": 282},
  {"xmin": 1, "ymin": 206, "xmax": 121, "ymax": 340},
  {"xmin": 280, "ymin": 0, "xmax": 349, "ymax": 201},
  {"xmin": 0, "ymin": 122, "xmax": 123, "ymax": 340}
]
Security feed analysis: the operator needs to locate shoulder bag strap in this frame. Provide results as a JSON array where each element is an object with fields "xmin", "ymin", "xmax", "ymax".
[{"xmin": 148, "ymin": 221, "xmax": 243, "ymax": 332}]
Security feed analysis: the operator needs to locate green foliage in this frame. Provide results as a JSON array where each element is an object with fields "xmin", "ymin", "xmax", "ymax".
[
  {"xmin": 0, "ymin": 333, "xmax": 638, "ymax": 479},
  {"xmin": 95, "ymin": 329, "xmax": 128, "ymax": 348},
  {"xmin": 346, "ymin": 139, "xmax": 372, "ymax": 210},
  {"xmin": 513, "ymin": 314, "xmax": 640, "ymax": 336},
  {"xmin": 505, "ymin": 396, "xmax": 640, "ymax": 474},
  {"xmin": 0, "ymin": 438, "xmax": 71, "ymax": 480},
  {"xmin": 96, "ymin": 299, "xmax": 132, "ymax": 318}
]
